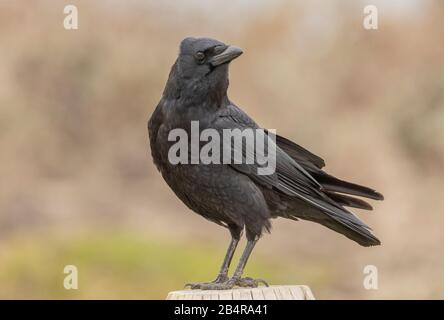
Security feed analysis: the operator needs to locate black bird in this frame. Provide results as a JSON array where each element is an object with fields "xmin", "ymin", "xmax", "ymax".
[{"xmin": 148, "ymin": 37, "xmax": 383, "ymax": 290}]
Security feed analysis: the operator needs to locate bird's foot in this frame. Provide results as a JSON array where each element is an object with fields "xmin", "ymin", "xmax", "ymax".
[
  {"xmin": 230, "ymin": 276, "xmax": 269, "ymax": 288},
  {"xmin": 184, "ymin": 273, "xmax": 229, "ymax": 290},
  {"xmin": 185, "ymin": 276, "xmax": 268, "ymax": 290}
]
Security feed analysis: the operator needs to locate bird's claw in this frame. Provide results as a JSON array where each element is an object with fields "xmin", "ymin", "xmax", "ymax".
[
  {"xmin": 184, "ymin": 282, "xmax": 230, "ymax": 290},
  {"xmin": 184, "ymin": 276, "xmax": 268, "ymax": 290},
  {"xmin": 184, "ymin": 273, "xmax": 229, "ymax": 289},
  {"xmin": 235, "ymin": 276, "xmax": 269, "ymax": 288}
]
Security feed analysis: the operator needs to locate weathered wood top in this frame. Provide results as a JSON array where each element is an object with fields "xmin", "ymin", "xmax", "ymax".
[{"xmin": 166, "ymin": 285, "xmax": 315, "ymax": 300}]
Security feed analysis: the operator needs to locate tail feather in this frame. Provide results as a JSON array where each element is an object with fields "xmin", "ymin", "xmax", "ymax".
[
  {"xmin": 272, "ymin": 133, "xmax": 382, "ymax": 246},
  {"xmin": 285, "ymin": 193, "xmax": 381, "ymax": 246},
  {"xmin": 321, "ymin": 217, "xmax": 381, "ymax": 247},
  {"xmin": 325, "ymin": 192, "xmax": 373, "ymax": 210},
  {"xmin": 315, "ymin": 174, "xmax": 384, "ymax": 200}
]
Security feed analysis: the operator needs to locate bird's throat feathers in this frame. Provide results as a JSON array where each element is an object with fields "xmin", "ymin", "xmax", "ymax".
[{"xmin": 163, "ymin": 60, "xmax": 230, "ymax": 108}]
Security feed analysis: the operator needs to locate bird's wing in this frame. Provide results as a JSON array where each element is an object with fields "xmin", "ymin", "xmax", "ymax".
[
  {"xmin": 255, "ymin": 110, "xmax": 383, "ymax": 204},
  {"xmin": 220, "ymin": 105, "xmax": 325, "ymax": 170},
  {"xmin": 213, "ymin": 105, "xmax": 371, "ymax": 230},
  {"xmin": 270, "ymin": 129, "xmax": 384, "ymax": 202},
  {"xmin": 271, "ymin": 132, "xmax": 325, "ymax": 170},
  {"xmin": 215, "ymin": 105, "xmax": 321, "ymax": 192}
]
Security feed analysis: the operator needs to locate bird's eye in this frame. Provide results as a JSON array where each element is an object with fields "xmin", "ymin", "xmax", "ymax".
[{"xmin": 195, "ymin": 51, "xmax": 205, "ymax": 61}]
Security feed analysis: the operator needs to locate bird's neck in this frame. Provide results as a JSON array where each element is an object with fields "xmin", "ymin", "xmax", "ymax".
[{"xmin": 163, "ymin": 62, "xmax": 229, "ymax": 108}]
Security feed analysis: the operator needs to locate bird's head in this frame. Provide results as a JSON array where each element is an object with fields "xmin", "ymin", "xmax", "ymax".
[
  {"xmin": 164, "ymin": 37, "xmax": 242, "ymax": 103},
  {"xmin": 178, "ymin": 37, "xmax": 242, "ymax": 79}
]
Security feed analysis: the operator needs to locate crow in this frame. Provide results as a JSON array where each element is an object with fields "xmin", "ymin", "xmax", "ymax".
[{"xmin": 148, "ymin": 37, "xmax": 383, "ymax": 290}]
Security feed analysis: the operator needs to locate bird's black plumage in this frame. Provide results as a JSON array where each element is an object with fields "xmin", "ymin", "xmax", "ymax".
[{"xmin": 148, "ymin": 37, "xmax": 383, "ymax": 289}]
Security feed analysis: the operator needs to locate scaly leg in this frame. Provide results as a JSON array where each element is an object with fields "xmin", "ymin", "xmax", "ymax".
[
  {"xmin": 225, "ymin": 239, "xmax": 268, "ymax": 288},
  {"xmin": 185, "ymin": 226, "xmax": 241, "ymax": 290}
]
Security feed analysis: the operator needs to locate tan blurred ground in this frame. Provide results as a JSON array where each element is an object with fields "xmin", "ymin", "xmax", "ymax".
[{"xmin": 0, "ymin": 0, "xmax": 443, "ymax": 299}]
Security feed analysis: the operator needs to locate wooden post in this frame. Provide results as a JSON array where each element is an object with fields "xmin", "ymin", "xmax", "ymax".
[{"xmin": 166, "ymin": 285, "xmax": 315, "ymax": 300}]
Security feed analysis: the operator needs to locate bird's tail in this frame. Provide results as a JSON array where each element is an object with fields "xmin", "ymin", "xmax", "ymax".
[
  {"xmin": 287, "ymin": 195, "xmax": 381, "ymax": 247},
  {"xmin": 319, "ymin": 216, "xmax": 381, "ymax": 247}
]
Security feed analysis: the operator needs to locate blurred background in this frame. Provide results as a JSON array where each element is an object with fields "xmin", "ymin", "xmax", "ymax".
[{"xmin": 0, "ymin": 0, "xmax": 443, "ymax": 299}]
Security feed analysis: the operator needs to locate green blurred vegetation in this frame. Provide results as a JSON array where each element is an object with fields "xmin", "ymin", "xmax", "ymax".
[{"xmin": 0, "ymin": 231, "xmax": 332, "ymax": 299}]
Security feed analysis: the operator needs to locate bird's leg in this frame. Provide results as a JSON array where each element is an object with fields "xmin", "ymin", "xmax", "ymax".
[
  {"xmin": 213, "ymin": 236, "xmax": 239, "ymax": 283},
  {"xmin": 185, "ymin": 227, "xmax": 241, "ymax": 290},
  {"xmin": 226, "ymin": 239, "xmax": 268, "ymax": 288}
]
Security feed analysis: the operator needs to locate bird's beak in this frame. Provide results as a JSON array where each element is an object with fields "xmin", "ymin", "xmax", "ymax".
[{"xmin": 210, "ymin": 45, "xmax": 243, "ymax": 67}]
